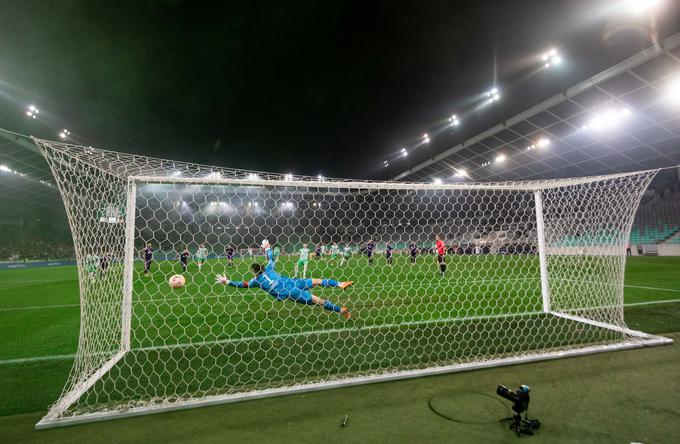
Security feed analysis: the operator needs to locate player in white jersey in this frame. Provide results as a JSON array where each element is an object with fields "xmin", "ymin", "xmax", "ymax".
[{"xmin": 196, "ymin": 244, "xmax": 209, "ymax": 271}]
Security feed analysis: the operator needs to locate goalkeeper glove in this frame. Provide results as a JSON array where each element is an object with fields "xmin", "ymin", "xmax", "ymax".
[{"xmin": 215, "ymin": 275, "xmax": 230, "ymax": 285}]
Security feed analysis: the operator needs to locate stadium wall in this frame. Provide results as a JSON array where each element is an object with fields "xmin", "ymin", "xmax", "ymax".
[
  {"xmin": 0, "ymin": 260, "xmax": 77, "ymax": 270},
  {"xmin": 658, "ymin": 244, "xmax": 680, "ymax": 256}
]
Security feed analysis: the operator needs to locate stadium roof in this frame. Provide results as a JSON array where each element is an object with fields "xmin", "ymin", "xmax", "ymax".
[
  {"xmin": 392, "ymin": 32, "xmax": 680, "ymax": 183},
  {"xmin": 0, "ymin": 128, "xmax": 64, "ymax": 212}
]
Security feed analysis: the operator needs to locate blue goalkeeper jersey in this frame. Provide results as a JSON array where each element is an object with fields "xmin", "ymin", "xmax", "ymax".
[{"xmin": 229, "ymin": 249, "xmax": 287, "ymax": 296}]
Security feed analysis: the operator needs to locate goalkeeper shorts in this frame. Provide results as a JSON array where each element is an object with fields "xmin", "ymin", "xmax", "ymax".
[{"xmin": 275, "ymin": 288, "xmax": 313, "ymax": 305}]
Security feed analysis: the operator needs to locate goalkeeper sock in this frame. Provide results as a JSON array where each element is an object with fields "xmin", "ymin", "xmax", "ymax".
[
  {"xmin": 321, "ymin": 279, "xmax": 339, "ymax": 287},
  {"xmin": 323, "ymin": 300, "xmax": 342, "ymax": 312}
]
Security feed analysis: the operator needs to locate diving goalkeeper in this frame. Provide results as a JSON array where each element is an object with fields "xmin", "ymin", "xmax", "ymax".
[{"xmin": 216, "ymin": 240, "xmax": 353, "ymax": 320}]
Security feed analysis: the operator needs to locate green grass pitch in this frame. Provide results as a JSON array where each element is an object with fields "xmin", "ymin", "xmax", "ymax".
[{"xmin": 0, "ymin": 256, "xmax": 679, "ymax": 442}]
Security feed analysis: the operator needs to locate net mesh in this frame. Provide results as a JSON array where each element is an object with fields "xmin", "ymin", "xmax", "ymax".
[{"xmin": 33, "ymin": 138, "xmax": 659, "ymax": 425}]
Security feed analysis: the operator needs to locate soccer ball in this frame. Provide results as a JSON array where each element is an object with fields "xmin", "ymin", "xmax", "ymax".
[
  {"xmin": 168, "ymin": 274, "xmax": 186, "ymax": 289},
  {"xmin": 261, "ymin": 239, "xmax": 270, "ymax": 249}
]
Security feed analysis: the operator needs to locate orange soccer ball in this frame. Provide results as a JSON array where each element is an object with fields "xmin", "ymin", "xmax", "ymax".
[{"xmin": 168, "ymin": 274, "xmax": 186, "ymax": 289}]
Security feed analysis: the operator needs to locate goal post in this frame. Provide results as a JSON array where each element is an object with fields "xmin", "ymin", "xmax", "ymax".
[
  {"xmin": 32, "ymin": 138, "xmax": 673, "ymax": 429},
  {"xmin": 534, "ymin": 190, "xmax": 551, "ymax": 314},
  {"xmin": 120, "ymin": 180, "xmax": 137, "ymax": 352}
]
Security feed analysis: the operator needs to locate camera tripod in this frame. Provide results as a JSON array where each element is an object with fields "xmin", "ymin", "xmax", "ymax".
[{"xmin": 500, "ymin": 410, "xmax": 540, "ymax": 437}]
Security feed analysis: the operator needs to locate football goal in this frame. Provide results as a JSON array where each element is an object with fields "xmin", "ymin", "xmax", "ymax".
[{"xmin": 33, "ymin": 138, "xmax": 672, "ymax": 428}]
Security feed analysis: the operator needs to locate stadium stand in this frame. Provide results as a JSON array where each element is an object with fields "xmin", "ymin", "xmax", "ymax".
[{"xmin": 631, "ymin": 191, "xmax": 680, "ymax": 244}]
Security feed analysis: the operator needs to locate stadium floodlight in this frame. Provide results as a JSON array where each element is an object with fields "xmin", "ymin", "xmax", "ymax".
[
  {"xmin": 495, "ymin": 153, "xmax": 507, "ymax": 163},
  {"xmin": 448, "ymin": 114, "xmax": 460, "ymax": 126},
  {"xmin": 171, "ymin": 170, "xmax": 182, "ymax": 177},
  {"xmin": 453, "ymin": 168, "xmax": 468, "ymax": 178},
  {"xmin": 423, "ymin": 133, "xmax": 430, "ymax": 144},
  {"xmin": 26, "ymin": 105, "xmax": 40, "ymax": 119},
  {"xmin": 247, "ymin": 173, "xmax": 259, "ymax": 180},
  {"xmin": 586, "ymin": 107, "xmax": 631, "ymax": 131},
  {"xmin": 59, "ymin": 129, "xmax": 71, "ymax": 140},
  {"xmin": 400, "ymin": 148, "xmax": 407, "ymax": 157},
  {"xmin": 485, "ymin": 87, "xmax": 501, "ymax": 103},
  {"xmin": 432, "ymin": 177, "xmax": 442, "ymax": 184},
  {"xmin": 0, "ymin": 164, "xmax": 10, "ymax": 172},
  {"xmin": 537, "ymin": 138, "xmax": 551, "ymax": 148},
  {"xmin": 666, "ymin": 77, "xmax": 680, "ymax": 106},
  {"xmin": 542, "ymin": 49, "xmax": 562, "ymax": 68},
  {"xmin": 284, "ymin": 173, "xmax": 293, "ymax": 181},
  {"xmin": 626, "ymin": 0, "xmax": 663, "ymax": 15},
  {"xmin": 317, "ymin": 174, "xmax": 325, "ymax": 181}
]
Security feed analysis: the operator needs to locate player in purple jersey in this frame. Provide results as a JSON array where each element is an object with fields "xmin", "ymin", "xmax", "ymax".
[
  {"xmin": 140, "ymin": 242, "xmax": 153, "ymax": 276},
  {"xmin": 225, "ymin": 245, "xmax": 235, "ymax": 267},
  {"xmin": 385, "ymin": 243, "xmax": 393, "ymax": 266},
  {"xmin": 179, "ymin": 247, "xmax": 190, "ymax": 272},
  {"xmin": 409, "ymin": 241, "xmax": 418, "ymax": 265},
  {"xmin": 366, "ymin": 240, "xmax": 376, "ymax": 265},
  {"xmin": 99, "ymin": 253, "xmax": 110, "ymax": 274}
]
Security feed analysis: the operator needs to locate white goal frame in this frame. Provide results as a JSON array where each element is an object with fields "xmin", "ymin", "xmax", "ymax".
[{"xmin": 33, "ymin": 140, "xmax": 673, "ymax": 429}]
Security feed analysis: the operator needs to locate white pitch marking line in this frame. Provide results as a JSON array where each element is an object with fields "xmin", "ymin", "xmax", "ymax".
[
  {"xmin": 0, "ymin": 353, "xmax": 77, "ymax": 365},
  {"xmin": 0, "ymin": 278, "xmax": 540, "ymax": 311},
  {"xmin": 0, "ymin": 303, "xmax": 79, "ymax": 312},
  {"xmin": 624, "ymin": 284, "xmax": 680, "ymax": 293},
  {"xmin": 0, "ymin": 311, "xmax": 538, "ymax": 365},
  {"xmin": 1, "ymin": 279, "xmax": 74, "ymax": 284},
  {"xmin": 624, "ymin": 298, "xmax": 680, "ymax": 307},
  {"xmin": 2, "ymin": 279, "xmax": 680, "ymax": 312},
  {"xmin": 2, "ymin": 298, "xmax": 679, "ymax": 365}
]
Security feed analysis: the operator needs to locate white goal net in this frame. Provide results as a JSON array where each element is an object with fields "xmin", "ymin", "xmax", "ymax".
[{"xmin": 33, "ymin": 138, "xmax": 672, "ymax": 428}]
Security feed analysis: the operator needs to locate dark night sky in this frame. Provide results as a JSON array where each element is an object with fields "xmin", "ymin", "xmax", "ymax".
[{"xmin": 0, "ymin": 0, "xmax": 678, "ymax": 179}]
